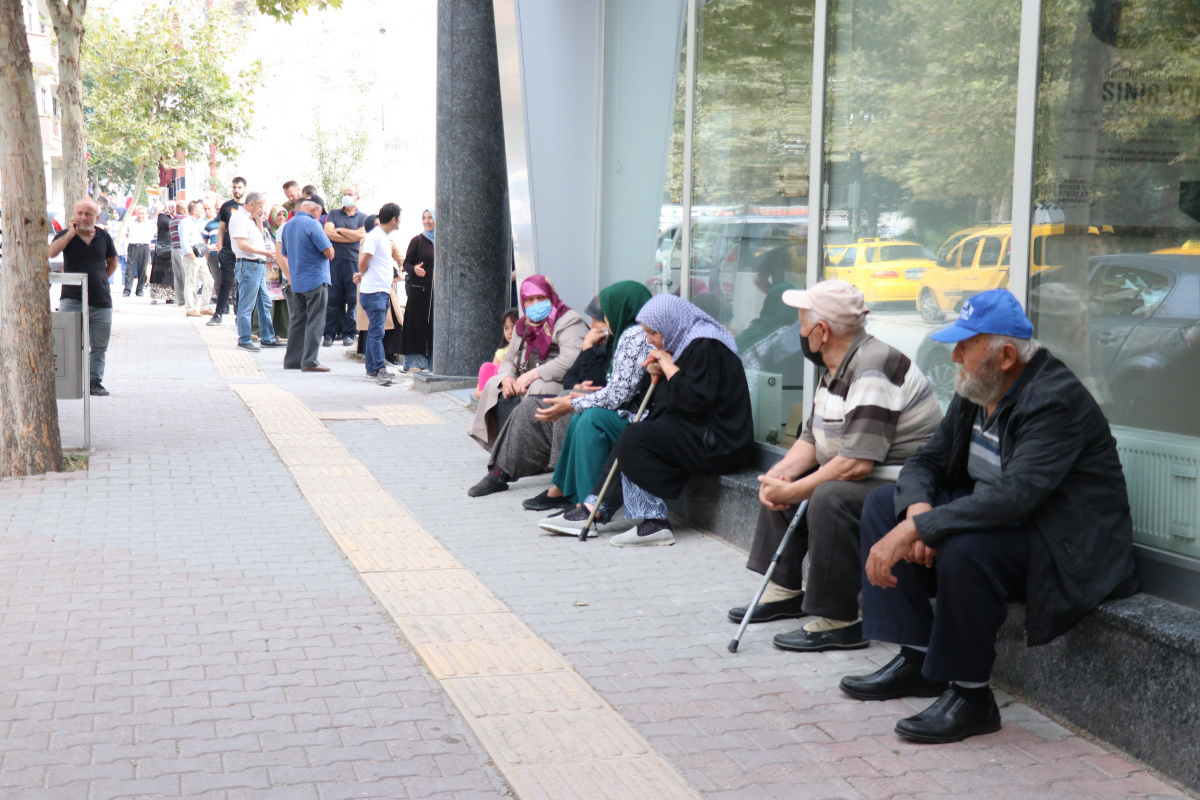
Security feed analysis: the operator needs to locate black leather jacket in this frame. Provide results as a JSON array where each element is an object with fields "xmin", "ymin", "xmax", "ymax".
[{"xmin": 894, "ymin": 348, "xmax": 1138, "ymax": 646}]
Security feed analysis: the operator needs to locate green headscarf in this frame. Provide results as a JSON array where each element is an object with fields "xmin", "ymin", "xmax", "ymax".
[
  {"xmin": 599, "ymin": 280, "xmax": 653, "ymax": 377},
  {"xmin": 736, "ymin": 282, "xmax": 799, "ymax": 351}
]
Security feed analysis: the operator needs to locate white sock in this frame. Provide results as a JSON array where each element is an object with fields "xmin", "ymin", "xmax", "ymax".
[
  {"xmin": 802, "ymin": 616, "xmax": 859, "ymax": 633},
  {"xmin": 760, "ymin": 582, "xmax": 802, "ymax": 603},
  {"xmin": 953, "ymin": 680, "xmax": 989, "ymax": 689}
]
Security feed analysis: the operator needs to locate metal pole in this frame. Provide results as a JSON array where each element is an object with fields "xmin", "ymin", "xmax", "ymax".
[
  {"xmin": 802, "ymin": 0, "xmax": 830, "ymax": 427},
  {"xmin": 1007, "ymin": 0, "xmax": 1044, "ymax": 310},
  {"xmin": 678, "ymin": 0, "xmax": 697, "ymax": 302},
  {"xmin": 81, "ymin": 275, "xmax": 90, "ymax": 452}
]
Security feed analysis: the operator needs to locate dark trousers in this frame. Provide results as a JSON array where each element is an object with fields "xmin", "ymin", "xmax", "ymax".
[
  {"xmin": 215, "ymin": 250, "xmax": 237, "ymax": 315},
  {"xmin": 746, "ymin": 478, "xmax": 887, "ymax": 621},
  {"xmin": 324, "ymin": 258, "xmax": 358, "ymax": 339},
  {"xmin": 207, "ymin": 252, "xmax": 220, "ymax": 302},
  {"xmin": 124, "ymin": 244, "xmax": 149, "ymax": 294},
  {"xmin": 285, "ymin": 285, "xmax": 329, "ymax": 369},
  {"xmin": 860, "ymin": 484, "xmax": 1030, "ymax": 683}
]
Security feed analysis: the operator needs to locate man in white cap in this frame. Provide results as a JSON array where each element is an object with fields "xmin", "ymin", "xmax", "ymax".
[{"xmin": 728, "ymin": 279, "xmax": 943, "ymax": 651}]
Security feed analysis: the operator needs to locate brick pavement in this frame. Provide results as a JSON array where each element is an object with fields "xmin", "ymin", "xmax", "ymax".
[{"xmin": 2, "ymin": 295, "xmax": 1193, "ymax": 800}]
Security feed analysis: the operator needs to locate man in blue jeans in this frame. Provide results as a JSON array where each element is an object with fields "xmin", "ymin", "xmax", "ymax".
[
  {"xmin": 355, "ymin": 203, "xmax": 401, "ymax": 386},
  {"xmin": 48, "ymin": 199, "xmax": 117, "ymax": 396},
  {"xmin": 228, "ymin": 191, "xmax": 284, "ymax": 352}
]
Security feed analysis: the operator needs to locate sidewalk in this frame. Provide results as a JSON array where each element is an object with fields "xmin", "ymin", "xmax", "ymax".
[{"xmin": 1, "ymin": 295, "xmax": 1191, "ymax": 800}]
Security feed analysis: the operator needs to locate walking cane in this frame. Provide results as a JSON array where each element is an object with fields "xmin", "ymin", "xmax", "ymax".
[
  {"xmin": 578, "ymin": 374, "xmax": 661, "ymax": 542},
  {"xmin": 728, "ymin": 498, "xmax": 809, "ymax": 652}
]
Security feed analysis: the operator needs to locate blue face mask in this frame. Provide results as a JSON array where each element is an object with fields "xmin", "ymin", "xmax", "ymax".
[{"xmin": 525, "ymin": 300, "xmax": 552, "ymax": 323}]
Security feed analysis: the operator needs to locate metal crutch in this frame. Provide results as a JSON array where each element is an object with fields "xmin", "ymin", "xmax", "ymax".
[
  {"xmin": 728, "ymin": 498, "xmax": 809, "ymax": 652},
  {"xmin": 578, "ymin": 374, "xmax": 660, "ymax": 542}
]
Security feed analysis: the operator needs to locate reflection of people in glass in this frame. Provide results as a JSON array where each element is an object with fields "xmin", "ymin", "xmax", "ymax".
[
  {"xmin": 732, "ymin": 280, "xmax": 942, "ymax": 653},
  {"xmin": 844, "ymin": 289, "xmax": 1137, "ymax": 745},
  {"xmin": 736, "ymin": 282, "xmax": 799, "ymax": 352},
  {"xmin": 755, "ymin": 225, "xmax": 806, "ymax": 295}
]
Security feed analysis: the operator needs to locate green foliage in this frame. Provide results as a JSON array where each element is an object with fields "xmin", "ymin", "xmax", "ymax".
[
  {"xmin": 253, "ymin": 0, "xmax": 342, "ymax": 23},
  {"xmin": 82, "ymin": 2, "xmax": 259, "ymax": 196},
  {"xmin": 304, "ymin": 112, "xmax": 371, "ymax": 207}
]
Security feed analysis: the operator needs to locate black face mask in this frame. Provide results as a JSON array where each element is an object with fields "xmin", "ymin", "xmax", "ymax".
[{"xmin": 800, "ymin": 327, "xmax": 825, "ymax": 368}]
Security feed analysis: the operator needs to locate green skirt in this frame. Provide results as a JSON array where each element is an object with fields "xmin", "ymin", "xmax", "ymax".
[{"xmin": 553, "ymin": 407, "xmax": 628, "ymax": 503}]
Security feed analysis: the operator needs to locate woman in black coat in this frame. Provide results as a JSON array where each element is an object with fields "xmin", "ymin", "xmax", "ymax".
[
  {"xmin": 587, "ymin": 294, "xmax": 754, "ymax": 546},
  {"xmin": 148, "ymin": 202, "xmax": 176, "ymax": 303},
  {"xmin": 399, "ymin": 209, "xmax": 435, "ymax": 371}
]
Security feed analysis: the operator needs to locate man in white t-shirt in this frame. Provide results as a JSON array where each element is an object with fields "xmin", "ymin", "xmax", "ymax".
[
  {"xmin": 355, "ymin": 202, "xmax": 401, "ymax": 385},
  {"xmin": 228, "ymin": 191, "xmax": 283, "ymax": 351}
]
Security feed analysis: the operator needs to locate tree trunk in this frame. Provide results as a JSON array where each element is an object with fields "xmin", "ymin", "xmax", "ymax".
[
  {"xmin": 112, "ymin": 161, "xmax": 147, "ymax": 247},
  {"xmin": 0, "ymin": 0, "xmax": 64, "ymax": 476},
  {"xmin": 48, "ymin": 0, "xmax": 88, "ymax": 208}
]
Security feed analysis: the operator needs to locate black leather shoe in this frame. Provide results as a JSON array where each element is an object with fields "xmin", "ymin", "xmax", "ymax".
[
  {"xmin": 726, "ymin": 592, "xmax": 807, "ymax": 624},
  {"xmin": 468, "ymin": 473, "xmax": 509, "ymax": 497},
  {"xmin": 773, "ymin": 621, "xmax": 868, "ymax": 652},
  {"xmin": 839, "ymin": 653, "xmax": 948, "ymax": 701},
  {"xmin": 894, "ymin": 686, "xmax": 1002, "ymax": 743},
  {"xmin": 523, "ymin": 490, "xmax": 574, "ymax": 511}
]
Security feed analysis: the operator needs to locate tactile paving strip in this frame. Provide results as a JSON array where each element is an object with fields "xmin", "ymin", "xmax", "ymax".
[
  {"xmin": 192, "ymin": 318, "xmax": 265, "ymax": 379},
  {"xmin": 215, "ymin": 376, "xmax": 702, "ymax": 800}
]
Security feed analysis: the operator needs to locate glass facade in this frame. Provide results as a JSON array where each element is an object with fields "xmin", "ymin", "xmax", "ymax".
[{"xmin": 634, "ymin": 0, "xmax": 1200, "ymax": 572}]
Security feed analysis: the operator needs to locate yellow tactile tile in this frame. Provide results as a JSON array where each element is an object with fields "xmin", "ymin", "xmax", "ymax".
[
  {"xmin": 506, "ymin": 758, "xmax": 700, "ymax": 800},
  {"xmin": 314, "ymin": 410, "xmax": 377, "ymax": 420},
  {"xmin": 205, "ymin": 363, "xmax": 704, "ymax": 800},
  {"xmin": 469, "ymin": 711, "xmax": 652, "ymax": 765},
  {"xmin": 195, "ymin": 320, "xmax": 266, "ymax": 379},
  {"xmin": 363, "ymin": 403, "xmax": 444, "ymax": 426},
  {"xmin": 415, "ymin": 639, "xmax": 572, "ymax": 680},
  {"xmin": 441, "ymin": 673, "xmax": 608, "ymax": 718},
  {"xmin": 395, "ymin": 613, "xmax": 536, "ymax": 645}
]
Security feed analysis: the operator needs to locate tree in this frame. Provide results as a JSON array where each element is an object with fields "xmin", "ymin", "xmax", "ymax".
[
  {"xmin": 254, "ymin": 0, "xmax": 342, "ymax": 22},
  {"xmin": 304, "ymin": 111, "xmax": 370, "ymax": 206},
  {"xmin": 83, "ymin": 3, "xmax": 258, "ymax": 245},
  {"xmin": 0, "ymin": 0, "xmax": 63, "ymax": 476},
  {"xmin": 45, "ymin": 0, "xmax": 89, "ymax": 207}
]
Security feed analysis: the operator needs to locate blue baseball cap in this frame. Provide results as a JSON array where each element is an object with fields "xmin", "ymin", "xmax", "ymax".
[{"xmin": 930, "ymin": 289, "xmax": 1033, "ymax": 343}]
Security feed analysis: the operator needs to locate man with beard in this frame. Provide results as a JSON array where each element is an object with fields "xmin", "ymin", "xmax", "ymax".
[
  {"xmin": 208, "ymin": 176, "xmax": 247, "ymax": 326},
  {"xmin": 840, "ymin": 288, "xmax": 1137, "ymax": 744}
]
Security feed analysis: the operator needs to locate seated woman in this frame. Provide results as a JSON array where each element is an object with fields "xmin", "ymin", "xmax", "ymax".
[
  {"xmin": 468, "ymin": 297, "xmax": 609, "ymax": 498},
  {"xmin": 540, "ymin": 294, "xmax": 755, "ymax": 547},
  {"xmin": 521, "ymin": 281, "xmax": 653, "ymax": 511},
  {"xmin": 468, "ymin": 275, "xmax": 586, "ymax": 449}
]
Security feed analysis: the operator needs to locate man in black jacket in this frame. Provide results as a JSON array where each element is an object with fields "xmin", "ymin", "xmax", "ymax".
[{"xmin": 840, "ymin": 288, "xmax": 1137, "ymax": 744}]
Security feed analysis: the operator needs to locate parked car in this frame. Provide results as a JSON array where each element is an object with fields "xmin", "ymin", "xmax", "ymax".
[
  {"xmin": 916, "ymin": 253, "xmax": 1200, "ymax": 411},
  {"xmin": 822, "ymin": 238, "xmax": 935, "ymax": 305}
]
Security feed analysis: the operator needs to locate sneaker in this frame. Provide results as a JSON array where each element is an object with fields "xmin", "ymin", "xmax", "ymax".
[
  {"xmin": 322, "ymin": 335, "xmax": 333, "ymax": 347},
  {"xmin": 538, "ymin": 505, "xmax": 632, "ymax": 536},
  {"xmin": 375, "ymin": 370, "xmax": 394, "ymax": 386},
  {"xmin": 122, "ymin": 290, "xmax": 131, "ymax": 297},
  {"xmin": 610, "ymin": 519, "xmax": 675, "ymax": 547},
  {"xmin": 206, "ymin": 315, "xmax": 223, "ymax": 326},
  {"xmin": 238, "ymin": 342, "xmax": 261, "ymax": 352},
  {"xmin": 523, "ymin": 490, "xmax": 574, "ymax": 512},
  {"xmin": 260, "ymin": 340, "xmax": 285, "ymax": 348},
  {"xmin": 89, "ymin": 381, "xmax": 110, "ymax": 397},
  {"xmin": 135, "ymin": 290, "xmax": 144, "ymax": 296},
  {"xmin": 342, "ymin": 335, "xmax": 355, "ymax": 346},
  {"xmin": 468, "ymin": 470, "xmax": 509, "ymax": 497}
]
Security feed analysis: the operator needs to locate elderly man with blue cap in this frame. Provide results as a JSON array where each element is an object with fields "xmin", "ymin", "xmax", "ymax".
[{"xmin": 839, "ymin": 288, "xmax": 1138, "ymax": 744}]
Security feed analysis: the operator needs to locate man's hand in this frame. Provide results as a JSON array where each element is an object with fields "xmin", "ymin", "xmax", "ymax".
[
  {"xmin": 413, "ymin": 261, "xmax": 426, "ymax": 278},
  {"xmin": 901, "ymin": 502, "xmax": 936, "ymax": 566},
  {"xmin": 757, "ymin": 474, "xmax": 797, "ymax": 511},
  {"xmin": 865, "ymin": 519, "xmax": 922, "ymax": 589},
  {"xmin": 500, "ymin": 376, "xmax": 520, "ymax": 398},
  {"xmin": 352, "ymin": 272, "xmax": 362, "ymax": 284},
  {"xmin": 534, "ymin": 394, "xmax": 578, "ymax": 422}
]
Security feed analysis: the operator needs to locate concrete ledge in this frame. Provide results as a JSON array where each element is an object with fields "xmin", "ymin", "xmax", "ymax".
[
  {"xmin": 411, "ymin": 373, "xmax": 477, "ymax": 394},
  {"xmin": 673, "ymin": 469, "xmax": 1200, "ymax": 793}
]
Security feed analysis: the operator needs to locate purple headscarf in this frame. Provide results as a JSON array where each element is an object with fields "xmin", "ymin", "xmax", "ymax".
[
  {"xmin": 636, "ymin": 294, "xmax": 737, "ymax": 358},
  {"xmin": 513, "ymin": 275, "xmax": 572, "ymax": 364}
]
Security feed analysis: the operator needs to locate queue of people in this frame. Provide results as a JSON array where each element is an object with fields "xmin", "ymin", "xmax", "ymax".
[{"xmin": 465, "ymin": 277, "xmax": 1139, "ymax": 745}]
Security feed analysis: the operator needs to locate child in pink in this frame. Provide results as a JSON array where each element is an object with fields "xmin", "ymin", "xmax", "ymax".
[{"xmin": 476, "ymin": 308, "xmax": 519, "ymax": 398}]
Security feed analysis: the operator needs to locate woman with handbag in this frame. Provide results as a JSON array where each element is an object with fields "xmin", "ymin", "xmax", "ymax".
[
  {"xmin": 148, "ymin": 201, "xmax": 177, "ymax": 304},
  {"xmin": 468, "ymin": 275, "xmax": 587, "ymax": 449}
]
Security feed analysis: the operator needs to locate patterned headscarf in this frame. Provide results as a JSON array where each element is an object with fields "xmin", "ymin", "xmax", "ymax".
[
  {"xmin": 636, "ymin": 294, "xmax": 737, "ymax": 358},
  {"xmin": 513, "ymin": 275, "xmax": 571, "ymax": 364}
]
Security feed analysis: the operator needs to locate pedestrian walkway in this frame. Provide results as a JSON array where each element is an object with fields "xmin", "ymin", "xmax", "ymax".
[{"xmin": 1, "ymin": 296, "xmax": 1193, "ymax": 800}]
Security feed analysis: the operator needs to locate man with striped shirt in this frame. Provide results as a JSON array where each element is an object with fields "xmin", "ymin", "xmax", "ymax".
[{"xmin": 729, "ymin": 280, "xmax": 942, "ymax": 652}]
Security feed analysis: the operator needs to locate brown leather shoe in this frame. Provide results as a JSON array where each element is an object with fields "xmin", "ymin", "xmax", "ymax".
[
  {"xmin": 186, "ymin": 310, "xmax": 202, "ymax": 317},
  {"xmin": 301, "ymin": 365, "xmax": 331, "ymax": 373},
  {"xmin": 200, "ymin": 308, "xmax": 215, "ymax": 316}
]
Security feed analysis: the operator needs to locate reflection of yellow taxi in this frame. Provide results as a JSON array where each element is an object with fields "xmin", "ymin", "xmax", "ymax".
[
  {"xmin": 823, "ymin": 238, "xmax": 936, "ymax": 304},
  {"xmin": 1152, "ymin": 239, "xmax": 1200, "ymax": 255},
  {"xmin": 916, "ymin": 224, "xmax": 1068, "ymax": 321}
]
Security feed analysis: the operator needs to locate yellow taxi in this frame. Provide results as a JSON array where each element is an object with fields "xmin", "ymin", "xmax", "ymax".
[
  {"xmin": 916, "ymin": 224, "xmax": 1069, "ymax": 321},
  {"xmin": 822, "ymin": 238, "xmax": 936, "ymax": 304}
]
